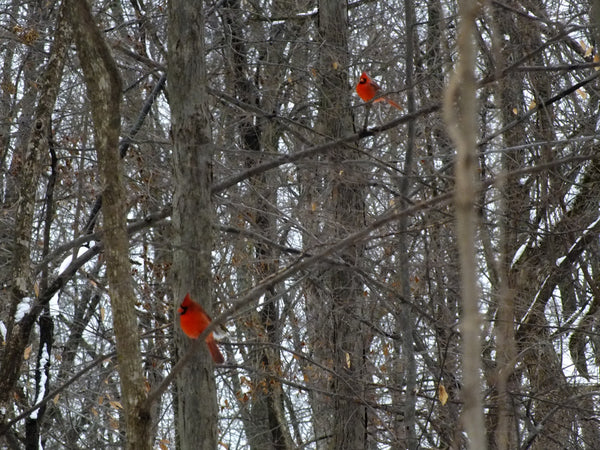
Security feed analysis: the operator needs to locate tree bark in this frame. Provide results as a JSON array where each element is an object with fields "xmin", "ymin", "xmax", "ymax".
[
  {"xmin": 393, "ymin": 0, "xmax": 417, "ymax": 446},
  {"xmin": 316, "ymin": 0, "xmax": 367, "ymax": 448},
  {"xmin": 0, "ymin": 0, "xmax": 70, "ymax": 416},
  {"xmin": 488, "ymin": 5, "xmax": 523, "ymax": 449},
  {"xmin": 443, "ymin": 0, "xmax": 486, "ymax": 448},
  {"xmin": 68, "ymin": 0, "xmax": 151, "ymax": 448},
  {"xmin": 222, "ymin": 0, "xmax": 294, "ymax": 447},
  {"xmin": 168, "ymin": 0, "xmax": 220, "ymax": 448}
]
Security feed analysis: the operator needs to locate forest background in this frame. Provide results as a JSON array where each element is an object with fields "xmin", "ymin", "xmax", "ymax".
[{"xmin": 1, "ymin": 0, "xmax": 600, "ymax": 449}]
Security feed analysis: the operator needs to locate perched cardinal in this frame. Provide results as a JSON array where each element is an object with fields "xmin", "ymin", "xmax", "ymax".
[
  {"xmin": 178, "ymin": 293, "xmax": 225, "ymax": 364},
  {"xmin": 356, "ymin": 71, "xmax": 402, "ymax": 110}
]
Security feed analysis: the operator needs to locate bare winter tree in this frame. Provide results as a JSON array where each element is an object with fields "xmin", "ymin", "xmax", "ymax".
[
  {"xmin": 312, "ymin": 0, "xmax": 367, "ymax": 447},
  {"xmin": 443, "ymin": 0, "xmax": 485, "ymax": 447},
  {"xmin": 168, "ymin": 0, "xmax": 220, "ymax": 448},
  {"xmin": 68, "ymin": 0, "xmax": 151, "ymax": 447}
]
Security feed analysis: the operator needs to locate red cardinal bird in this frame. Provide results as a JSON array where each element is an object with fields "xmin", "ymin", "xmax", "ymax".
[
  {"xmin": 178, "ymin": 293, "xmax": 225, "ymax": 364},
  {"xmin": 356, "ymin": 71, "xmax": 402, "ymax": 110}
]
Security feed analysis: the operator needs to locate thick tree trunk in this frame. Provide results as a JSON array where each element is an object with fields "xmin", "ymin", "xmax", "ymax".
[
  {"xmin": 315, "ymin": 1, "xmax": 367, "ymax": 448},
  {"xmin": 68, "ymin": 0, "xmax": 151, "ymax": 448},
  {"xmin": 168, "ymin": 0, "xmax": 220, "ymax": 448},
  {"xmin": 0, "ymin": 0, "xmax": 70, "ymax": 417}
]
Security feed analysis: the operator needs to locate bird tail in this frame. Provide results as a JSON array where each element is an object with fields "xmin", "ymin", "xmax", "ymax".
[
  {"xmin": 375, "ymin": 96, "xmax": 402, "ymax": 110},
  {"xmin": 207, "ymin": 338, "xmax": 225, "ymax": 364}
]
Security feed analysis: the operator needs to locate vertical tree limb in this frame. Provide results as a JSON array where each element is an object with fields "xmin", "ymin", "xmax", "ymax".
[
  {"xmin": 316, "ymin": 0, "xmax": 367, "ymax": 448},
  {"xmin": 0, "ymin": 0, "xmax": 71, "ymax": 411},
  {"xmin": 489, "ymin": 5, "xmax": 518, "ymax": 448},
  {"xmin": 395, "ymin": 0, "xmax": 417, "ymax": 446},
  {"xmin": 443, "ymin": 0, "xmax": 486, "ymax": 448},
  {"xmin": 167, "ymin": 0, "xmax": 220, "ymax": 448},
  {"xmin": 67, "ymin": 0, "xmax": 151, "ymax": 447}
]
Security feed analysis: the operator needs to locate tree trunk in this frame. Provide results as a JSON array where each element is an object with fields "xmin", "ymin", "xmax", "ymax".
[
  {"xmin": 168, "ymin": 0, "xmax": 220, "ymax": 448},
  {"xmin": 315, "ymin": 1, "xmax": 367, "ymax": 448},
  {"xmin": 393, "ymin": 0, "xmax": 417, "ymax": 446},
  {"xmin": 68, "ymin": 0, "xmax": 151, "ymax": 448},
  {"xmin": 0, "ymin": 0, "xmax": 70, "ymax": 416},
  {"xmin": 222, "ymin": 0, "xmax": 294, "ymax": 446},
  {"xmin": 443, "ymin": 0, "xmax": 486, "ymax": 448}
]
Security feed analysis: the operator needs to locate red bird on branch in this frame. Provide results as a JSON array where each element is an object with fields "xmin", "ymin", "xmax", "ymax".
[
  {"xmin": 178, "ymin": 293, "xmax": 225, "ymax": 364},
  {"xmin": 356, "ymin": 71, "xmax": 402, "ymax": 110}
]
